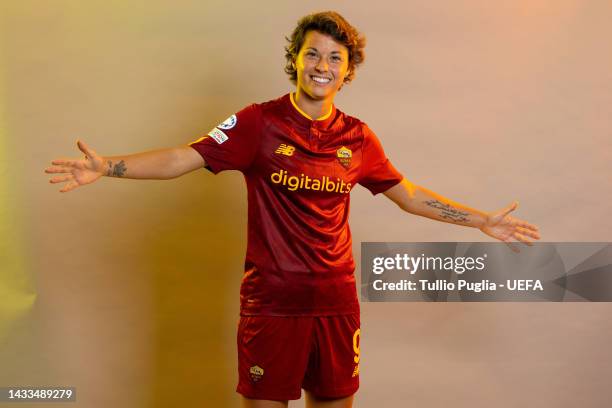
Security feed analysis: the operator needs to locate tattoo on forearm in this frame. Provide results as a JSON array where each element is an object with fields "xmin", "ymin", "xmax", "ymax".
[
  {"xmin": 424, "ymin": 200, "xmax": 470, "ymax": 223},
  {"xmin": 106, "ymin": 160, "xmax": 127, "ymax": 177}
]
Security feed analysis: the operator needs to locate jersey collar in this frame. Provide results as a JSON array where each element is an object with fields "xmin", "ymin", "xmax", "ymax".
[{"xmin": 286, "ymin": 93, "xmax": 336, "ymax": 128}]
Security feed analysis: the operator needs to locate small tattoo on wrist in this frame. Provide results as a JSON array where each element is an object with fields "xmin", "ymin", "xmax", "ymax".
[{"xmin": 107, "ymin": 160, "xmax": 127, "ymax": 177}]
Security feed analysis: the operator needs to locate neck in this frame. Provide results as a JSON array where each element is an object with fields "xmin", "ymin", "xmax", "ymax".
[{"xmin": 293, "ymin": 89, "xmax": 333, "ymax": 120}]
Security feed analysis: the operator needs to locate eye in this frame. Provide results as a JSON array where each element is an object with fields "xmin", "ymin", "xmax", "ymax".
[
  {"xmin": 305, "ymin": 51, "xmax": 317, "ymax": 58},
  {"xmin": 331, "ymin": 55, "xmax": 343, "ymax": 62}
]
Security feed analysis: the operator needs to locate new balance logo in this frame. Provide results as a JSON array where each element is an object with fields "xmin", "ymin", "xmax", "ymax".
[{"xmin": 275, "ymin": 144, "xmax": 295, "ymax": 156}]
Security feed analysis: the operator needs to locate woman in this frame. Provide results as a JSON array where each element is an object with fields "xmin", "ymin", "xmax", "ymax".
[{"xmin": 45, "ymin": 11, "xmax": 540, "ymax": 408}]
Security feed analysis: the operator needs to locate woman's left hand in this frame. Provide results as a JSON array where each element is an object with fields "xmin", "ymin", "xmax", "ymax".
[{"xmin": 480, "ymin": 202, "xmax": 540, "ymax": 250}]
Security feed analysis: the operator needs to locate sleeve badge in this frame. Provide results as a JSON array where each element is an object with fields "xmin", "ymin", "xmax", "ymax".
[{"xmin": 217, "ymin": 114, "xmax": 237, "ymax": 130}]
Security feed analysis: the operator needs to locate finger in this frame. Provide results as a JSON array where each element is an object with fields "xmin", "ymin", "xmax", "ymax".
[
  {"xmin": 515, "ymin": 219, "xmax": 539, "ymax": 231},
  {"xmin": 503, "ymin": 240, "xmax": 520, "ymax": 253},
  {"xmin": 59, "ymin": 180, "xmax": 80, "ymax": 193},
  {"xmin": 77, "ymin": 140, "xmax": 98, "ymax": 159},
  {"xmin": 502, "ymin": 201, "xmax": 519, "ymax": 217},
  {"xmin": 51, "ymin": 159, "xmax": 78, "ymax": 166},
  {"xmin": 49, "ymin": 174, "xmax": 74, "ymax": 184},
  {"xmin": 517, "ymin": 227, "xmax": 540, "ymax": 240},
  {"xmin": 45, "ymin": 166, "xmax": 73, "ymax": 174},
  {"xmin": 513, "ymin": 232, "xmax": 533, "ymax": 246}
]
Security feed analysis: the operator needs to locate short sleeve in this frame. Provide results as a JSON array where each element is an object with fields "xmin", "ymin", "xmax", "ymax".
[
  {"xmin": 358, "ymin": 124, "xmax": 403, "ymax": 195},
  {"xmin": 189, "ymin": 104, "xmax": 261, "ymax": 174}
]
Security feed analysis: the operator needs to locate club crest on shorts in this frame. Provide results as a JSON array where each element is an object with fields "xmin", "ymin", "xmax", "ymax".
[
  {"xmin": 217, "ymin": 114, "xmax": 237, "ymax": 130},
  {"xmin": 352, "ymin": 328, "xmax": 360, "ymax": 377},
  {"xmin": 336, "ymin": 146, "xmax": 352, "ymax": 168},
  {"xmin": 249, "ymin": 365, "xmax": 264, "ymax": 382}
]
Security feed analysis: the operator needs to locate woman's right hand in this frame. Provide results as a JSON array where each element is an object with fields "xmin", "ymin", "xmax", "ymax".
[{"xmin": 45, "ymin": 140, "xmax": 106, "ymax": 192}]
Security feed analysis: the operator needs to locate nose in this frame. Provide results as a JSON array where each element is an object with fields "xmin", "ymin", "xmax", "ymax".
[{"xmin": 315, "ymin": 58, "xmax": 329, "ymax": 73}]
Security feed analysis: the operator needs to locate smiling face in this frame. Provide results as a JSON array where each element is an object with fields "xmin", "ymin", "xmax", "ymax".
[{"xmin": 294, "ymin": 30, "xmax": 350, "ymax": 103}]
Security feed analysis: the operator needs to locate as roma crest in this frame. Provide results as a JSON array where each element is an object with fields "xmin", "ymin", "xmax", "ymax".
[
  {"xmin": 336, "ymin": 146, "xmax": 352, "ymax": 169},
  {"xmin": 249, "ymin": 365, "xmax": 264, "ymax": 382}
]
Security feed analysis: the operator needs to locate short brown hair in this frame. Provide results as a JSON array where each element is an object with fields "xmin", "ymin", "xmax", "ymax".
[{"xmin": 284, "ymin": 11, "xmax": 366, "ymax": 85}]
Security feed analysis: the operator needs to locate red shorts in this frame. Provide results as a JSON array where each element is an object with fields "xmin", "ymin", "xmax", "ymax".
[{"xmin": 236, "ymin": 314, "xmax": 360, "ymax": 401}]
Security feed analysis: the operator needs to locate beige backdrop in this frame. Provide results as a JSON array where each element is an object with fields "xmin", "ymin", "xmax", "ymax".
[{"xmin": 1, "ymin": 1, "xmax": 611, "ymax": 407}]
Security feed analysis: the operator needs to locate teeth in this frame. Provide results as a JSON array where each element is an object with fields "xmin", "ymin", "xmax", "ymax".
[{"xmin": 312, "ymin": 76, "xmax": 331, "ymax": 84}]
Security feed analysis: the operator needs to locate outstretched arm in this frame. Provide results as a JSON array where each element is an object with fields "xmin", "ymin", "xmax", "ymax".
[
  {"xmin": 45, "ymin": 140, "xmax": 205, "ymax": 192},
  {"xmin": 383, "ymin": 179, "xmax": 540, "ymax": 244}
]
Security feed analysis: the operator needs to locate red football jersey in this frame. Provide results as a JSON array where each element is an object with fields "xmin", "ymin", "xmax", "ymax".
[{"xmin": 189, "ymin": 93, "xmax": 402, "ymax": 316}]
